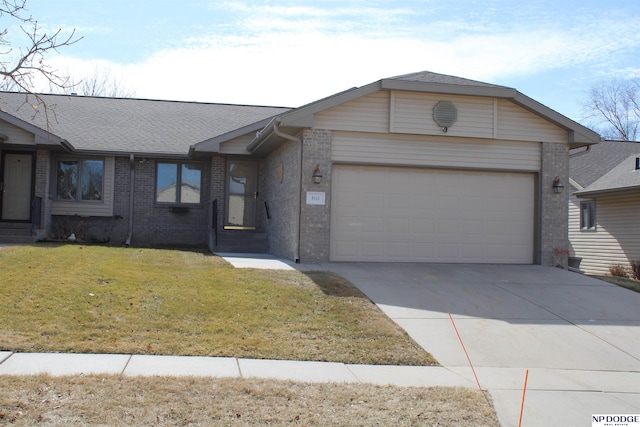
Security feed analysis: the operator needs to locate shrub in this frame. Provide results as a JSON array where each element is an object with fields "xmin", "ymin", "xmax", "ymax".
[
  {"xmin": 609, "ymin": 263, "xmax": 630, "ymax": 278},
  {"xmin": 631, "ymin": 260, "xmax": 640, "ymax": 280}
]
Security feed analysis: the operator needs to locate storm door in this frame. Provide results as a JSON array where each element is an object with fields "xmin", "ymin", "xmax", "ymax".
[
  {"xmin": 225, "ymin": 160, "xmax": 258, "ymax": 230},
  {"xmin": 0, "ymin": 152, "xmax": 34, "ymax": 221}
]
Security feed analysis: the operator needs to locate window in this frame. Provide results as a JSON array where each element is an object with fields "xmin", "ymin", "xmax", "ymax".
[
  {"xmin": 580, "ymin": 200, "xmax": 596, "ymax": 230},
  {"xmin": 56, "ymin": 158, "xmax": 104, "ymax": 201},
  {"xmin": 156, "ymin": 162, "xmax": 202, "ymax": 204}
]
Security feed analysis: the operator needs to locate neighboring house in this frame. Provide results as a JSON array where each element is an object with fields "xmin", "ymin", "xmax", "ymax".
[
  {"xmin": 0, "ymin": 71, "xmax": 601, "ymax": 266},
  {"xmin": 568, "ymin": 140, "xmax": 640, "ymax": 274}
]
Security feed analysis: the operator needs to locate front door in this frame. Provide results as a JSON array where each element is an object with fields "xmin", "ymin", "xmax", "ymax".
[
  {"xmin": 225, "ymin": 160, "xmax": 258, "ymax": 230},
  {"xmin": 1, "ymin": 153, "xmax": 34, "ymax": 221}
]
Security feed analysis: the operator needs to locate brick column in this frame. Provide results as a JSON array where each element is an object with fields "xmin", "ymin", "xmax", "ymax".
[
  {"xmin": 34, "ymin": 149, "xmax": 51, "ymax": 237},
  {"xmin": 540, "ymin": 141, "xmax": 569, "ymax": 268},
  {"xmin": 299, "ymin": 129, "xmax": 332, "ymax": 263}
]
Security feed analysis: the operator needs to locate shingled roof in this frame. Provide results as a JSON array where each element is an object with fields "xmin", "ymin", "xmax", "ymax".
[
  {"xmin": 570, "ymin": 140, "xmax": 640, "ymax": 189},
  {"xmin": 0, "ymin": 92, "xmax": 289, "ymax": 156}
]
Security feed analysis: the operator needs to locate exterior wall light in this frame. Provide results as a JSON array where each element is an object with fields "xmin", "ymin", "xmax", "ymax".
[
  {"xmin": 312, "ymin": 165, "xmax": 323, "ymax": 184},
  {"xmin": 552, "ymin": 176, "xmax": 564, "ymax": 193}
]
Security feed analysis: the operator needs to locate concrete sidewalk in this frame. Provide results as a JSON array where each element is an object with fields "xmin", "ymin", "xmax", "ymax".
[{"xmin": 0, "ymin": 351, "xmax": 473, "ymax": 388}]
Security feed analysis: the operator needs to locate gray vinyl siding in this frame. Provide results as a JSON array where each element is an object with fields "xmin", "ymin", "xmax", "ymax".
[
  {"xmin": 0, "ymin": 121, "xmax": 36, "ymax": 145},
  {"xmin": 569, "ymin": 193, "xmax": 640, "ymax": 275},
  {"xmin": 51, "ymin": 156, "xmax": 115, "ymax": 217},
  {"xmin": 219, "ymin": 134, "xmax": 253, "ymax": 154},
  {"xmin": 313, "ymin": 91, "xmax": 389, "ymax": 133},
  {"xmin": 314, "ymin": 91, "xmax": 568, "ymax": 145},
  {"xmin": 390, "ymin": 91, "xmax": 495, "ymax": 138},
  {"xmin": 497, "ymin": 100, "xmax": 567, "ymax": 143},
  {"xmin": 331, "ymin": 131, "xmax": 541, "ymax": 172}
]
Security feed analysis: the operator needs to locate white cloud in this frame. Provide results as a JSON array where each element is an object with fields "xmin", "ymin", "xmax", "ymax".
[{"xmin": 39, "ymin": 1, "xmax": 640, "ymax": 107}]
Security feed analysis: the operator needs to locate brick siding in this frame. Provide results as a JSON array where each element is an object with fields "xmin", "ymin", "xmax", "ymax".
[{"xmin": 264, "ymin": 138, "xmax": 301, "ymax": 260}]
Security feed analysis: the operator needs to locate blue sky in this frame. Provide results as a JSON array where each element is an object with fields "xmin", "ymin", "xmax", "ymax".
[{"xmin": 11, "ymin": 0, "xmax": 640, "ymax": 122}]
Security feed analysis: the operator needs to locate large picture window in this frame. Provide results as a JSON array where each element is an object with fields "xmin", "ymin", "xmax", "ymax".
[
  {"xmin": 56, "ymin": 158, "xmax": 104, "ymax": 201},
  {"xmin": 156, "ymin": 162, "xmax": 202, "ymax": 204},
  {"xmin": 580, "ymin": 200, "xmax": 596, "ymax": 230}
]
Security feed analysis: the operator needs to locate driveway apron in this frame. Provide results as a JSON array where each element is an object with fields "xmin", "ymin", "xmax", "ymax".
[{"xmin": 324, "ymin": 263, "xmax": 640, "ymax": 427}]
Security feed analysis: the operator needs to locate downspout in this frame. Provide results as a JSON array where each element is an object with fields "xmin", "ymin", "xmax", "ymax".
[
  {"xmin": 125, "ymin": 154, "xmax": 135, "ymax": 246},
  {"xmin": 273, "ymin": 118, "xmax": 303, "ymax": 263}
]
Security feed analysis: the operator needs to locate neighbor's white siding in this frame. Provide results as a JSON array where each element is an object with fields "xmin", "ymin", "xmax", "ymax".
[
  {"xmin": 332, "ymin": 131, "xmax": 541, "ymax": 172},
  {"xmin": 0, "ymin": 120, "xmax": 36, "ymax": 145},
  {"xmin": 569, "ymin": 194, "xmax": 640, "ymax": 275},
  {"xmin": 51, "ymin": 156, "xmax": 115, "ymax": 217}
]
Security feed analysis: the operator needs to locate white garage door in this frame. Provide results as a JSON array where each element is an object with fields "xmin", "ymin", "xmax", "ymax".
[{"xmin": 330, "ymin": 165, "xmax": 535, "ymax": 263}]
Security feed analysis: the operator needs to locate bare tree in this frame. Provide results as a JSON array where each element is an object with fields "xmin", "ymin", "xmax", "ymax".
[
  {"xmin": 582, "ymin": 78, "xmax": 640, "ymax": 141},
  {"xmin": 51, "ymin": 68, "xmax": 136, "ymax": 98},
  {"xmin": 0, "ymin": 0, "xmax": 81, "ymax": 113}
]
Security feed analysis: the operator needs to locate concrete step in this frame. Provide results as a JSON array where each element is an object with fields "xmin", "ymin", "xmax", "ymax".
[
  {"xmin": 0, "ymin": 235, "xmax": 38, "ymax": 244},
  {"xmin": 0, "ymin": 224, "xmax": 37, "ymax": 243},
  {"xmin": 215, "ymin": 231, "xmax": 269, "ymax": 253},
  {"xmin": 0, "ymin": 228, "xmax": 31, "ymax": 236}
]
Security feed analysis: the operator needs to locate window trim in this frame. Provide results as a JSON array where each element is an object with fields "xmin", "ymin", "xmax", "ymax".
[
  {"xmin": 155, "ymin": 161, "xmax": 203, "ymax": 206},
  {"xmin": 580, "ymin": 200, "xmax": 596, "ymax": 231},
  {"xmin": 54, "ymin": 156, "xmax": 105, "ymax": 203}
]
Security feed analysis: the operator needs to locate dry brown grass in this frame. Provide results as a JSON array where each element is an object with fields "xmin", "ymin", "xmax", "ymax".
[{"xmin": 0, "ymin": 375, "xmax": 499, "ymax": 426}]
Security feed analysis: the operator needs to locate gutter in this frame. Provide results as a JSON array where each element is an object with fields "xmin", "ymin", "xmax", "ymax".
[
  {"xmin": 247, "ymin": 117, "xmax": 278, "ymax": 153},
  {"xmin": 125, "ymin": 154, "xmax": 135, "ymax": 246}
]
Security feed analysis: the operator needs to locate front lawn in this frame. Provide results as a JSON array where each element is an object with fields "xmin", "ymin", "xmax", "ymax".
[{"xmin": 0, "ymin": 244, "xmax": 434, "ymax": 366}]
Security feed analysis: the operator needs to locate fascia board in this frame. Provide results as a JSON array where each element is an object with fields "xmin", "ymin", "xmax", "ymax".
[
  {"xmin": 72, "ymin": 149, "xmax": 192, "ymax": 160},
  {"xmin": 574, "ymin": 185, "xmax": 640, "ymax": 198}
]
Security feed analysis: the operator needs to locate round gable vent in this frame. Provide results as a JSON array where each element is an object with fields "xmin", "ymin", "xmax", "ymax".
[{"xmin": 433, "ymin": 101, "xmax": 457, "ymax": 132}]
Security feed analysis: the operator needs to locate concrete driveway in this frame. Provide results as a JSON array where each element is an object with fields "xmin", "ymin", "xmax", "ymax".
[{"xmin": 325, "ymin": 263, "xmax": 640, "ymax": 427}]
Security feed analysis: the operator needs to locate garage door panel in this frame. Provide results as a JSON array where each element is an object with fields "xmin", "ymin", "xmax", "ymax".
[{"xmin": 331, "ymin": 165, "xmax": 534, "ymax": 263}]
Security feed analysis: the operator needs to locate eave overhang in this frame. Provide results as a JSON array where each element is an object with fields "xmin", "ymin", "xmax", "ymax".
[
  {"xmin": 0, "ymin": 110, "xmax": 73, "ymax": 152},
  {"xmin": 574, "ymin": 184, "xmax": 640, "ymax": 198}
]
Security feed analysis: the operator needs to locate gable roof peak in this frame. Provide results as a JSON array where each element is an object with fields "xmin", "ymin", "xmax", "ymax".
[{"xmin": 386, "ymin": 70, "xmax": 509, "ymax": 89}]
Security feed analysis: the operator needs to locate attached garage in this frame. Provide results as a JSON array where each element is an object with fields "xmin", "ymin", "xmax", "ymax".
[
  {"xmin": 331, "ymin": 165, "xmax": 536, "ymax": 263},
  {"xmin": 247, "ymin": 71, "xmax": 601, "ymax": 266}
]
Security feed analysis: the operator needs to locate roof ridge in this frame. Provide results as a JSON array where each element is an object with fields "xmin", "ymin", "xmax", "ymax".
[
  {"xmin": 387, "ymin": 70, "xmax": 509, "ymax": 89},
  {"xmin": 0, "ymin": 90, "xmax": 291, "ymax": 110}
]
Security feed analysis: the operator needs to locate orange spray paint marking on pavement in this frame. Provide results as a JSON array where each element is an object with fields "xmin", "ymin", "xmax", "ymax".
[
  {"xmin": 519, "ymin": 369, "xmax": 529, "ymax": 427},
  {"xmin": 448, "ymin": 312, "xmax": 483, "ymax": 391}
]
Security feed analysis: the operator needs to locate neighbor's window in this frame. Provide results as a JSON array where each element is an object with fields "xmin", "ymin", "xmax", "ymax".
[
  {"xmin": 156, "ymin": 162, "xmax": 202, "ymax": 204},
  {"xmin": 56, "ymin": 158, "xmax": 104, "ymax": 201},
  {"xmin": 580, "ymin": 200, "xmax": 596, "ymax": 230}
]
